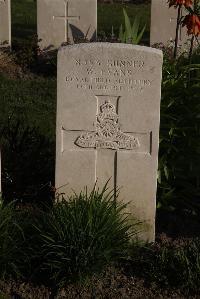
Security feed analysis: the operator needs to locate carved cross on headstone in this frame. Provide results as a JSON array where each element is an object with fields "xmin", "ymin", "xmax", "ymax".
[
  {"xmin": 61, "ymin": 95, "xmax": 151, "ymax": 196},
  {"xmin": 53, "ymin": 0, "xmax": 80, "ymax": 42}
]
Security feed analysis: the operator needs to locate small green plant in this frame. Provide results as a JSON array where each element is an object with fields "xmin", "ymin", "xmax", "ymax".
[
  {"xmin": 36, "ymin": 184, "xmax": 139, "ymax": 287},
  {"xmin": 119, "ymin": 9, "xmax": 146, "ymax": 44}
]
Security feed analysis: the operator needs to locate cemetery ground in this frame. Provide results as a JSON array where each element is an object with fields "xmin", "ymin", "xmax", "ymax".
[{"xmin": 0, "ymin": 0, "xmax": 200, "ymax": 298}]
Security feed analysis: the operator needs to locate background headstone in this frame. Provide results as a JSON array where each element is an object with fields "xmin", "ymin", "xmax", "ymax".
[
  {"xmin": 0, "ymin": 0, "xmax": 11, "ymax": 47},
  {"xmin": 56, "ymin": 43, "xmax": 163, "ymax": 242},
  {"xmin": 37, "ymin": 0, "xmax": 97, "ymax": 50},
  {"xmin": 150, "ymin": 0, "xmax": 189, "ymax": 46}
]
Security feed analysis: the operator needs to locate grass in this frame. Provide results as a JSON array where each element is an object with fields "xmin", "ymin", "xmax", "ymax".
[
  {"xmin": 0, "ymin": 74, "xmax": 56, "ymax": 138},
  {"xmin": 12, "ymin": 0, "xmax": 37, "ymax": 42},
  {"xmin": 0, "ymin": 74, "xmax": 56, "ymax": 202}
]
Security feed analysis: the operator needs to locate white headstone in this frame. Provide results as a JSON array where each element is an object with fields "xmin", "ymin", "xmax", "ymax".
[
  {"xmin": 37, "ymin": 0, "xmax": 97, "ymax": 50},
  {"xmin": 56, "ymin": 43, "xmax": 163, "ymax": 242},
  {"xmin": 0, "ymin": 0, "xmax": 11, "ymax": 47},
  {"xmin": 150, "ymin": 0, "xmax": 189, "ymax": 46}
]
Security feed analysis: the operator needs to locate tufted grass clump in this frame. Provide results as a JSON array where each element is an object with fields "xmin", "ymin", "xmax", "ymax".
[
  {"xmin": 0, "ymin": 185, "xmax": 139, "ymax": 288},
  {"xmin": 36, "ymin": 184, "xmax": 138, "ymax": 287}
]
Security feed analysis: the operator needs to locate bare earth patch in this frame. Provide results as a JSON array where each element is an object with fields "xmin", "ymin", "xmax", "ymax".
[
  {"xmin": 0, "ymin": 266, "xmax": 198, "ymax": 299},
  {"xmin": 0, "ymin": 50, "xmax": 25, "ymax": 79}
]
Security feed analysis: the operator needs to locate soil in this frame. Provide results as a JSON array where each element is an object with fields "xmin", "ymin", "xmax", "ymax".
[
  {"xmin": 0, "ymin": 266, "xmax": 199, "ymax": 299},
  {"xmin": 0, "ymin": 50, "xmax": 25, "ymax": 79}
]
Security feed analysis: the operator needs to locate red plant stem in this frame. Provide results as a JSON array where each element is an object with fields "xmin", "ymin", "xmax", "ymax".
[{"xmin": 174, "ymin": 5, "xmax": 182, "ymax": 59}]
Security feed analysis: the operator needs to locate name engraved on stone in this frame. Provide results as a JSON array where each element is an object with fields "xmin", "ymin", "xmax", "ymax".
[
  {"xmin": 65, "ymin": 57, "xmax": 151, "ymax": 93},
  {"xmin": 75, "ymin": 100, "xmax": 140, "ymax": 150}
]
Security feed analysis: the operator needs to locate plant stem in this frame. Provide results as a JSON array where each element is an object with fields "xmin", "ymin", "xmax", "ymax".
[
  {"xmin": 174, "ymin": 5, "xmax": 181, "ymax": 59},
  {"xmin": 189, "ymin": 34, "xmax": 195, "ymax": 63}
]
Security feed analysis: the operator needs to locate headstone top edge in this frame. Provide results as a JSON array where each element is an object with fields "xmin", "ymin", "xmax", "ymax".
[{"xmin": 58, "ymin": 42, "xmax": 163, "ymax": 58}]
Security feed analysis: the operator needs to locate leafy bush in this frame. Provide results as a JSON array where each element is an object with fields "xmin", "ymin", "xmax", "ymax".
[{"xmin": 158, "ymin": 49, "xmax": 200, "ymax": 213}]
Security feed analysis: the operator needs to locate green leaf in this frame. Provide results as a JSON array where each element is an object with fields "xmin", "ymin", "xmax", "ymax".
[
  {"xmin": 119, "ymin": 8, "xmax": 146, "ymax": 45},
  {"xmin": 135, "ymin": 24, "xmax": 146, "ymax": 44},
  {"xmin": 123, "ymin": 8, "xmax": 132, "ymax": 42},
  {"xmin": 132, "ymin": 15, "xmax": 140, "ymax": 43},
  {"xmin": 119, "ymin": 24, "xmax": 124, "ymax": 42}
]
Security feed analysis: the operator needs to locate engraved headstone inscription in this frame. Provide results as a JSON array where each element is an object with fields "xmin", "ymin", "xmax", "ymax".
[
  {"xmin": 37, "ymin": 0, "xmax": 97, "ymax": 50},
  {"xmin": 56, "ymin": 43, "xmax": 163, "ymax": 241},
  {"xmin": 0, "ymin": 0, "xmax": 11, "ymax": 47},
  {"xmin": 150, "ymin": 0, "xmax": 188, "ymax": 46}
]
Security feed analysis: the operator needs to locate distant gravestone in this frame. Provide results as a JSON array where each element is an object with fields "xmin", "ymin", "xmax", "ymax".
[
  {"xmin": 0, "ymin": 0, "xmax": 11, "ymax": 47},
  {"xmin": 56, "ymin": 43, "xmax": 163, "ymax": 242},
  {"xmin": 37, "ymin": 0, "xmax": 97, "ymax": 50},
  {"xmin": 150, "ymin": 0, "xmax": 189, "ymax": 46}
]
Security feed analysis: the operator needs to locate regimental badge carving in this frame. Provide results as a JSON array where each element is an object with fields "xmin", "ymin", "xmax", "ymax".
[{"xmin": 75, "ymin": 100, "xmax": 140, "ymax": 150}]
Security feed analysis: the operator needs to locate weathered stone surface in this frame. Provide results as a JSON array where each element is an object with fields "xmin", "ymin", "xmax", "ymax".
[
  {"xmin": 37, "ymin": 0, "xmax": 97, "ymax": 50},
  {"xmin": 150, "ymin": 0, "xmax": 189, "ymax": 46},
  {"xmin": 56, "ymin": 43, "xmax": 163, "ymax": 241},
  {"xmin": 0, "ymin": 0, "xmax": 11, "ymax": 47}
]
